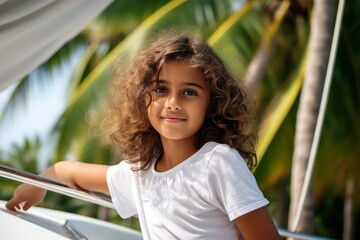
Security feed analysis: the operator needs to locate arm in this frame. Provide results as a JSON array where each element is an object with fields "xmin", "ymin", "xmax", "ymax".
[
  {"xmin": 6, "ymin": 161, "xmax": 109, "ymax": 211},
  {"xmin": 234, "ymin": 206, "xmax": 281, "ymax": 240}
]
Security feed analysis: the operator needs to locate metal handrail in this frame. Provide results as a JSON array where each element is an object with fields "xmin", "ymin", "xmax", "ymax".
[
  {"xmin": 278, "ymin": 228, "xmax": 336, "ymax": 240},
  {"xmin": 0, "ymin": 164, "xmax": 114, "ymax": 209}
]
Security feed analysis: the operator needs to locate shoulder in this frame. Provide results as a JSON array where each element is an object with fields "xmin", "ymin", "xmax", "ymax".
[
  {"xmin": 200, "ymin": 141, "xmax": 239, "ymax": 157},
  {"xmin": 107, "ymin": 160, "xmax": 135, "ymax": 182},
  {"xmin": 201, "ymin": 142, "xmax": 255, "ymax": 190},
  {"xmin": 203, "ymin": 142, "xmax": 268, "ymax": 218},
  {"xmin": 108, "ymin": 160, "xmax": 132, "ymax": 172},
  {"xmin": 201, "ymin": 142, "xmax": 248, "ymax": 171}
]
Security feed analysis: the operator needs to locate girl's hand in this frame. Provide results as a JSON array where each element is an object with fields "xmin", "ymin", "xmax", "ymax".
[{"xmin": 5, "ymin": 184, "xmax": 46, "ymax": 211}]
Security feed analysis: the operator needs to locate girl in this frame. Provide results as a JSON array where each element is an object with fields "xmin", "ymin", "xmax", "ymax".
[{"xmin": 6, "ymin": 34, "xmax": 280, "ymax": 239}]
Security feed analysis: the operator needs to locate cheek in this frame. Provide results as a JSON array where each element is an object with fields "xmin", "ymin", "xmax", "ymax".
[
  {"xmin": 146, "ymin": 102, "xmax": 160, "ymax": 121},
  {"xmin": 193, "ymin": 107, "xmax": 208, "ymax": 125},
  {"xmin": 146, "ymin": 104, "xmax": 153, "ymax": 120},
  {"xmin": 144, "ymin": 93, "xmax": 152, "ymax": 107}
]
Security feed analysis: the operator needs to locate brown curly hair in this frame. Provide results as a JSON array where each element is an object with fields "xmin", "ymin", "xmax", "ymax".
[{"xmin": 106, "ymin": 33, "xmax": 258, "ymax": 170}]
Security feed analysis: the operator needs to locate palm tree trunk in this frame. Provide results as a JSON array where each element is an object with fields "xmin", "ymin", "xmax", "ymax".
[
  {"xmin": 278, "ymin": 175, "xmax": 290, "ymax": 228},
  {"xmin": 244, "ymin": 0, "xmax": 290, "ymax": 94},
  {"xmin": 343, "ymin": 178, "xmax": 354, "ymax": 240},
  {"xmin": 97, "ymin": 206, "xmax": 110, "ymax": 221},
  {"xmin": 288, "ymin": 0, "xmax": 335, "ymax": 234}
]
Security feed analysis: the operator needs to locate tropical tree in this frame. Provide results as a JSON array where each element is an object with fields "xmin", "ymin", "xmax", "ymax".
[
  {"xmin": 312, "ymin": 1, "xmax": 360, "ymax": 238},
  {"xmin": 288, "ymin": 0, "xmax": 336, "ymax": 234}
]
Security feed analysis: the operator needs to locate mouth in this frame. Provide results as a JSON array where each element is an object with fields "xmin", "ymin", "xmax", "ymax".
[{"xmin": 161, "ymin": 116, "xmax": 187, "ymax": 123}]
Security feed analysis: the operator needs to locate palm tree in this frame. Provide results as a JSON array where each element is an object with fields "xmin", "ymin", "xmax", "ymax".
[
  {"xmin": 312, "ymin": 1, "xmax": 360, "ymax": 238},
  {"xmin": 288, "ymin": 0, "xmax": 336, "ymax": 234}
]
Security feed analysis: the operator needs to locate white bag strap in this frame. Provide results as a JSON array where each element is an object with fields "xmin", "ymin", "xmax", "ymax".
[{"xmin": 132, "ymin": 171, "xmax": 151, "ymax": 240}]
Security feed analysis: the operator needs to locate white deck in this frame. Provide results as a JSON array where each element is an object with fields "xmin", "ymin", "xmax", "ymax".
[{"xmin": 0, "ymin": 200, "xmax": 142, "ymax": 240}]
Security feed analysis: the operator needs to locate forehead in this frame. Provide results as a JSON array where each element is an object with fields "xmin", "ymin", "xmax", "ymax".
[{"xmin": 158, "ymin": 59, "xmax": 205, "ymax": 84}]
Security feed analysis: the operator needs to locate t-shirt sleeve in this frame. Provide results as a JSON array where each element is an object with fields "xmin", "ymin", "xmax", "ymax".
[
  {"xmin": 206, "ymin": 145, "xmax": 269, "ymax": 221},
  {"xmin": 106, "ymin": 160, "xmax": 137, "ymax": 218}
]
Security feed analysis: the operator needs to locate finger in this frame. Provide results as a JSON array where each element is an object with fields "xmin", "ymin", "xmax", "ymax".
[
  {"xmin": 6, "ymin": 194, "xmax": 27, "ymax": 211},
  {"xmin": 5, "ymin": 199, "xmax": 19, "ymax": 211},
  {"xmin": 22, "ymin": 202, "xmax": 32, "ymax": 211}
]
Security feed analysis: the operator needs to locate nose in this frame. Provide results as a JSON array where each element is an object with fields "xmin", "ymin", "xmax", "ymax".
[{"xmin": 165, "ymin": 95, "xmax": 181, "ymax": 111}]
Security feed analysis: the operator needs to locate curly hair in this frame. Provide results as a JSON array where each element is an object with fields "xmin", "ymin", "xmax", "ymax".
[{"xmin": 106, "ymin": 33, "xmax": 258, "ymax": 171}]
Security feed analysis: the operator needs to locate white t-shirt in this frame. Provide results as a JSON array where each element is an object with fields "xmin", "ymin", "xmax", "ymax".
[{"xmin": 107, "ymin": 141, "xmax": 269, "ymax": 240}]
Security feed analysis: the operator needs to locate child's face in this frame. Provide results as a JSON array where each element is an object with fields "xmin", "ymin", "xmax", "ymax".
[{"xmin": 147, "ymin": 59, "xmax": 210, "ymax": 145}]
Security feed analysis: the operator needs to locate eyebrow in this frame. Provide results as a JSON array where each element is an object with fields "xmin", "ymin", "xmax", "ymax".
[{"xmin": 154, "ymin": 79, "xmax": 205, "ymax": 90}]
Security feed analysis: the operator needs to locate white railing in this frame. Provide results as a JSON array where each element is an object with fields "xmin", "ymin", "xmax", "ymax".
[
  {"xmin": 278, "ymin": 228, "xmax": 335, "ymax": 240},
  {"xmin": 0, "ymin": 164, "xmax": 114, "ymax": 209}
]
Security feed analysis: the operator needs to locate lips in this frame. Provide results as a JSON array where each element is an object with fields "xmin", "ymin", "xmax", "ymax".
[{"xmin": 161, "ymin": 115, "xmax": 186, "ymax": 123}]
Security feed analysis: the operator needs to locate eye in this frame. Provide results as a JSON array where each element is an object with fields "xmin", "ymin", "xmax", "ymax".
[
  {"xmin": 183, "ymin": 89, "xmax": 198, "ymax": 96},
  {"xmin": 154, "ymin": 86, "xmax": 167, "ymax": 94}
]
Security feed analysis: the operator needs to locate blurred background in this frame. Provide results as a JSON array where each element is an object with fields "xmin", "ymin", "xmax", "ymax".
[{"xmin": 0, "ymin": 0, "xmax": 359, "ymax": 239}]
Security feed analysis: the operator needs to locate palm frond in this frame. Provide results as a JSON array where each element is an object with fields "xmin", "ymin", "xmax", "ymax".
[{"xmin": 208, "ymin": 2, "xmax": 265, "ymax": 77}]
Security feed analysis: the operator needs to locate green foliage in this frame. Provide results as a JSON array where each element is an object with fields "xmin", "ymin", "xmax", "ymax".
[{"xmin": 0, "ymin": 137, "xmax": 42, "ymax": 201}]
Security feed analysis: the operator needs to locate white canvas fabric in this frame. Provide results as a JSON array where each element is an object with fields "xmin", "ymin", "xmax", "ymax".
[{"xmin": 0, "ymin": 0, "xmax": 112, "ymax": 91}]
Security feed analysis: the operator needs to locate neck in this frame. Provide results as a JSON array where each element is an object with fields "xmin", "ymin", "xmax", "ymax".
[{"xmin": 156, "ymin": 138, "xmax": 198, "ymax": 172}]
